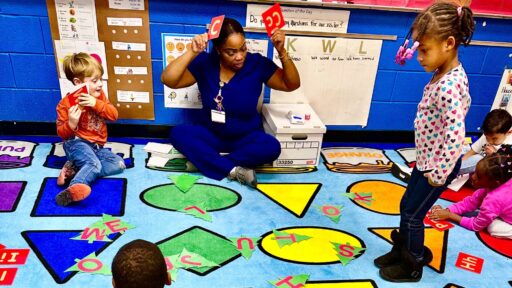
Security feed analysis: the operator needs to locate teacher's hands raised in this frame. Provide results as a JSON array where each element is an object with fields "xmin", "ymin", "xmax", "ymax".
[
  {"xmin": 271, "ymin": 29, "xmax": 286, "ymax": 55},
  {"xmin": 191, "ymin": 33, "xmax": 209, "ymax": 54}
]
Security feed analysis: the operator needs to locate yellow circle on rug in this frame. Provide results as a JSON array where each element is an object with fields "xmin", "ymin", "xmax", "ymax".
[{"xmin": 260, "ymin": 227, "xmax": 364, "ymax": 264}]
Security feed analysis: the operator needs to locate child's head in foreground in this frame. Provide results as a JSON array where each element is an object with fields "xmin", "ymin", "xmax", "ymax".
[
  {"xmin": 112, "ymin": 239, "xmax": 171, "ymax": 288},
  {"xmin": 62, "ymin": 52, "xmax": 104, "ymax": 98}
]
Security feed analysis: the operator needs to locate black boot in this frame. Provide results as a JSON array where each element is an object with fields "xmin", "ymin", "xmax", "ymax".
[
  {"xmin": 374, "ymin": 230, "xmax": 403, "ymax": 268},
  {"xmin": 379, "ymin": 246, "xmax": 427, "ymax": 283}
]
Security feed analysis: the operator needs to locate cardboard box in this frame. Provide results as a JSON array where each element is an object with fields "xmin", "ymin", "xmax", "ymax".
[{"xmin": 262, "ymin": 103, "xmax": 326, "ymax": 167}]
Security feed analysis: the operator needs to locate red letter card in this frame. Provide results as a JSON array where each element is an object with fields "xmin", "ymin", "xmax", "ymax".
[
  {"xmin": 424, "ymin": 212, "xmax": 454, "ymax": 231},
  {"xmin": 261, "ymin": 3, "xmax": 285, "ymax": 37},
  {"xmin": 0, "ymin": 249, "xmax": 30, "ymax": 265},
  {"xmin": 68, "ymin": 84, "xmax": 88, "ymax": 106},
  {"xmin": 208, "ymin": 15, "xmax": 225, "ymax": 40},
  {"xmin": 455, "ymin": 252, "xmax": 484, "ymax": 274},
  {"xmin": 0, "ymin": 268, "xmax": 18, "ymax": 286}
]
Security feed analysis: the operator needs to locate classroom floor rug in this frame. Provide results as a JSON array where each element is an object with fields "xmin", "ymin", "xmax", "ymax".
[{"xmin": 0, "ymin": 137, "xmax": 510, "ymax": 288}]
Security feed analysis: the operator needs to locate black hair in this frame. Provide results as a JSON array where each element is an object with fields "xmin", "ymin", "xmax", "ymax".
[
  {"xmin": 482, "ymin": 109, "xmax": 512, "ymax": 134},
  {"xmin": 211, "ymin": 17, "xmax": 245, "ymax": 50},
  {"xmin": 112, "ymin": 239, "xmax": 167, "ymax": 288},
  {"xmin": 479, "ymin": 148, "xmax": 512, "ymax": 185},
  {"xmin": 412, "ymin": 2, "xmax": 475, "ymax": 47}
]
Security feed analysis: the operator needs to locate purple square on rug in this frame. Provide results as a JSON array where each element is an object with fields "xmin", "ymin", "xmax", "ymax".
[{"xmin": 0, "ymin": 181, "xmax": 25, "ymax": 211}]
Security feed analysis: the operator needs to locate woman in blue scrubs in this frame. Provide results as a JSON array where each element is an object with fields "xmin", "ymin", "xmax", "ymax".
[{"xmin": 161, "ymin": 18, "xmax": 300, "ymax": 188}]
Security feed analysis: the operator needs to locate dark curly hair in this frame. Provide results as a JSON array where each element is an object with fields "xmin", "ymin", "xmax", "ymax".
[
  {"xmin": 112, "ymin": 239, "xmax": 168, "ymax": 288},
  {"xmin": 479, "ymin": 146, "xmax": 512, "ymax": 185}
]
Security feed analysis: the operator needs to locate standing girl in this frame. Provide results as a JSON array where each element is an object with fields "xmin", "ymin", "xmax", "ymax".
[{"xmin": 375, "ymin": 2, "xmax": 475, "ymax": 282}]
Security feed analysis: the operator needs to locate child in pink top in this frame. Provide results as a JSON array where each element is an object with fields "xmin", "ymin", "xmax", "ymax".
[{"xmin": 430, "ymin": 150, "xmax": 512, "ymax": 239}]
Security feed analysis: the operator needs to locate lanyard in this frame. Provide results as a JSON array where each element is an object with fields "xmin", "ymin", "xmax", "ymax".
[{"xmin": 214, "ymin": 81, "xmax": 225, "ymax": 111}]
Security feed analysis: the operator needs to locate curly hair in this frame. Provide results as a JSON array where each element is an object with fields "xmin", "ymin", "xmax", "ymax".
[
  {"xmin": 112, "ymin": 239, "xmax": 168, "ymax": 288},
  {"xmin": 479, "ymin": 148, "xmax": 512, "ymax": 185}
]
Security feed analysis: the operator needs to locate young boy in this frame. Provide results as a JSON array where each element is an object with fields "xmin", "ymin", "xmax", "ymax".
[
  {"xmin": 55, "ymin": 52, "xmax": 125, "ymax": 206},
  {"xmin": 112, "ymin": 239, "xmax": 171, "ymax": 288},
  {"xmin": 459, "ymin": 109, "xmax": 512, "ymax": 175}
]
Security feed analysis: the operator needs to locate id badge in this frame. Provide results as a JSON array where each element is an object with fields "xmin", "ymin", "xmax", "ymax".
[{"xmin": 211, "ymin": 109, "xmax": 226, "ymax": 124}]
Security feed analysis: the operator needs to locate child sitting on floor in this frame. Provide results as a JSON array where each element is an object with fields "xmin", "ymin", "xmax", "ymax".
[
  {"xmin": 459, "ymin": 109, "xmax": 512, "ymax": 175},
  {"xmin": 55, "ymin": 52, "xmax": 125, "ymax": 206},
  {"xmin": 112, "ymin": 239, "xmax": 171, "ymax": 288},
  {"xmin": 430, "ymin": 145, "xmax": 512, "ymax": 239}
]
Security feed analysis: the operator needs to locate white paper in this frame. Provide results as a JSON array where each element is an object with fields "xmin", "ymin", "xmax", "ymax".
[
  {"xmin": 246, "ymin": 4, "xmax": 349, "ymax": 33},
  {"xmin": 107, "ymin": 17, "xmax": 143, "ymax": 26},
  {"xmin": 144, "ymin": 142, "xmax": 173, "ymax": 154},
  {"xmin": 147, "ymin": 156, "xmax": 170, "ymax": 168},
  {"xmin": 246, "ymin": 39, "xmax": 269, "ymax": 56},
  {"xmin": 55, "ymin": 0, "xmax": 98, "ymax": 40},
  {"xmin": 270, "ymin": 37, "xmax": 381, "ymax": 125},
  {"xmin": 448, "ymin": 174, "xmax": 470, "ymax": 192},
  {"xmin": 114, "ymin": 66, "xmax": 148, "ymax": 75},
  {"xmin": 112, "ymin": 42, "xmax": 147, "ymax": 51},
  {"xmin": 162, "ymin": 34, "xmax": 203, "ymax": 109},
  {"xmin": 54, "ymin": 40, "xmax": 109, "ymax": 79},
  {"xmin": 491, "ymin": 69, "xmax": 512, "ymax": 114},
  {"xmin": 108, "ymin": 0, "xmax": 144, "ymax": 10},
  {"xmin": 117, "ymin": 90, "xmax": 149, "ymax": 103}
]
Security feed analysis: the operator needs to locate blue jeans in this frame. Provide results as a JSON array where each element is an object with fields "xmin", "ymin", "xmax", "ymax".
[
  {"xmin": 63, "ymin": 138, "xmax": 125, "ymax": 187},
  {"xmin": 399, "ymin": 159, "xmax": 461, "ymax": 259}
]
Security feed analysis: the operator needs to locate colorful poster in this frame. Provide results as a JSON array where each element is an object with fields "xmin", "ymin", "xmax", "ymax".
[{"xmin": 55, "ymin": 0, "xmax": 98, "ymax": 40}]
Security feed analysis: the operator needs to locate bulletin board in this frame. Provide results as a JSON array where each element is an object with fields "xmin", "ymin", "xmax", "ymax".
[{"xmin": 46, "ymin": 0, "xmax": 155, "ymax": 120}]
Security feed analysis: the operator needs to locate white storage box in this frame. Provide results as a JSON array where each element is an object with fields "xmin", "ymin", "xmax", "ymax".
[{"xmin": 262, "ymin": 103, "xmax": 326, "ymax": 167}]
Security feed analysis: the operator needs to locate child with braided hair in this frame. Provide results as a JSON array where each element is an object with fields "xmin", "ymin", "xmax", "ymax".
[
  {"xmin": 374, "ymin": 0, "xmax": 475, "ymax": 282},
  {"xmin": 430, "ymin": 144, "xmax": 512, "ymax": 239}
]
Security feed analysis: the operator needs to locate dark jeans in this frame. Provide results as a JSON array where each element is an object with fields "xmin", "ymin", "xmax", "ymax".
[{"xmin": 399, "ymin": 159, "xmax": 461, "ymax": 259}]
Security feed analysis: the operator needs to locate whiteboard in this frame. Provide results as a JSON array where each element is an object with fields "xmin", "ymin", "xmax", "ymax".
[{"xmin": 270, "ymin": 36, "xmax": 382, "ymax": 126}]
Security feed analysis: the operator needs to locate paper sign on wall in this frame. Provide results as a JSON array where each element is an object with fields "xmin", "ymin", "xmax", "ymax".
[
  {"xmin": 162, "ymin": 34, "xmax": 203, "ymax": 109},
  {"xmin": 491, "ymin": 69, "xmax": 512, "ymax": 114},
  {"xmin": 270, "ymin": 37, "xmax": 381, "ymax": 126}
]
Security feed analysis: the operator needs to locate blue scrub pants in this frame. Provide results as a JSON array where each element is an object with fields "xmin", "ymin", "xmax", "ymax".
[{"xmin": 170, "ymin": 124, "xmax": 281, "ymax": 180}]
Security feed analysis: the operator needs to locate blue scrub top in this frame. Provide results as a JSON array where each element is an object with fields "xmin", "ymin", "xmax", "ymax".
[{"xmin": 188, "ymin": 51, "xmax": 278, "ymax": 139}]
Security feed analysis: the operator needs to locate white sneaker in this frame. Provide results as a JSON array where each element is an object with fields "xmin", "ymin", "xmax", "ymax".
[{"xmin": 228, "ymin": 167, "xmax": 257, "ymax": 188}]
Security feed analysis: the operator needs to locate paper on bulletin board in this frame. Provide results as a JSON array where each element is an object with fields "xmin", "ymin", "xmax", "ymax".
[
  {"xmin": 54, "ymin": 40, "xmax": 108, "ymax": 79},
  {"xmin": 270, "ymin": 36, "xmax": 382, "ymax": 126},
  {"xmin": 54, "ymin": 0, "xmax": 98, "ymax": 40},
  {"xmin": 58, "ymin": 78, "xmax": 109, "ymax": 100},
  {"xmin": 108, "ymin": 0, "xmax": 144, "ymax": 10},
  {"xmin": 246, "ymin": 4, "xmax": 349, "ymax": 33},
  {"xmin": 162, "ymin": 34, "xmax": 202, "ymax": 109},
  {"xmin": 246, "ymin": 39, "xmax": 269, "ymax": 56},
  {"xmin": 491, "ymin": 69, "xmax": 512, "ymax": 114}
]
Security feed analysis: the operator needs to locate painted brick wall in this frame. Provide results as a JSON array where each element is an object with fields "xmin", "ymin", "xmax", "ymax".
[{"xmin": 1, "ymin": 0, "xmax": 511, "ymax": 132}]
